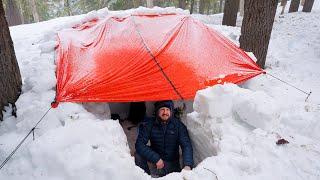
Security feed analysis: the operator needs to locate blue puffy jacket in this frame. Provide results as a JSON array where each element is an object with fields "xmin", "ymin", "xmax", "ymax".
[{"xmin": 135, "ymin": 116, "xmax": 194, "ymax": 168}]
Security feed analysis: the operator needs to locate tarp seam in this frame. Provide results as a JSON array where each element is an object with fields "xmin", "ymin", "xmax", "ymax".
[{"xmin": 131, "ymin": 15, "xmax": 184, "ymax": 100}]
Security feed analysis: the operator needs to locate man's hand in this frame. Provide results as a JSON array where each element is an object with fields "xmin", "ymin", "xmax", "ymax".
[
  {"xmin": 183, "ymin": 166, "xmax": 191, "ymax": 170},
  {"xmin": 156, "ymin": 159, "xmax": 164, "ymax": 169}
]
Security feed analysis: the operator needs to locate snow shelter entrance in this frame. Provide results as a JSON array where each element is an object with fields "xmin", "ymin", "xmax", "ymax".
[{"xmin": 87, "ymin": 101, "xmax": 194, "ymax": 156}]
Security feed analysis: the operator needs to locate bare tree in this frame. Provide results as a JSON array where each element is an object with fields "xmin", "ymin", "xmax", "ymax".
[
  {"xmin": 222, "ymin": 0, "xmax": 240, "ymax": 26},
  {"xmin": 289, "ymin": 0, "xmax": 300, "ymax": 13},
  {"xmin": 29, "ymin": 0, "xmax": 40, "ymax": 22},
  {"xmin": 302, "ymin": 0, "xmax": 314, "ymax": 12},
  {"xmin": 5, "ymin": 0, "xmax": 22, "ymax": 26},
  {"xmin": 239, "ymin": 0, "xmax": 277, "ymax": 69},
  {"xmin": 0, "ymin": 0, "xmax": 22, "ymax": 121}
]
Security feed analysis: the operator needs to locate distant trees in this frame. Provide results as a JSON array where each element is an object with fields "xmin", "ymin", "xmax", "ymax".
[
  {"xmin": 222, "ymin": 0, "xmax": 239, "ymax": 26},
  {"xmin": 239, "ymin": 0, "xmax": 278, "ymax": 69},
  {"xmin": 146, "ymin": 0, "xmax": 153, "ymax": 8},
  {"xmin": 0, "ymin": 0, "xmax": 227, "ymax": 24},
  {"xmin": 289, "ymin": 0, "xmax": 300, "ymax": 13},
  {"xmin": 0, "ymin": 0, "xmax": 22, "ymax": 121}
]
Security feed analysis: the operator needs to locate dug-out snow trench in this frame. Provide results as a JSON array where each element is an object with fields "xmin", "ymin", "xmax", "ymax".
[{"xmin": 82, "ymin": 100, "xmax": 217, "ymax": 169}]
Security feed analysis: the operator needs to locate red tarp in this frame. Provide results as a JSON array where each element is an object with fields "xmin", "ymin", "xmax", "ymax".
[{"xmin": 53, "ymin": 14, "xmax": 264, "ymax": 107}]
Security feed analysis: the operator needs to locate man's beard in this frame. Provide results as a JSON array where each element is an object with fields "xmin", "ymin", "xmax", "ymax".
[{"xmin": 159, "ymin": 114, "xmax": 169, "ymax": 121}]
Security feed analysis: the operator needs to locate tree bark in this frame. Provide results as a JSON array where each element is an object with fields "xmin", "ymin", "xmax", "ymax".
[
  {"xmin": 5, "ymin": 0, "xmax": 22, "ymax": 26},
  {"xmin": 302, "ymin": 0, "xmax": 314, "ymax": 12},
  {"xmin": 289, "ymin": 0, "xmax": 300, "ymax": 13},
  {"xmin": 0, "ymin": 0, "xmax": 22, "ymax": 121},
  {"xmin": 239, "ymin": 0, "xmax": 277, "ymax": 69},
  {"xmin": 222, "ymin": 0, "xmax": 240, "ymax": 26},
  {"xmin": 29, "ymin": 0, "xmax": 40, "ymax": 22}
]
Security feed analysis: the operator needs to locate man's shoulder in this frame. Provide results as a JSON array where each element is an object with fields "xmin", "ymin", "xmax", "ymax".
[
  {"xmin": 171, "ymin": 118, "xmax": 187, "ymax": 129},
  {"xmin": 140, "ymin": 116, "xmax": 155, "ymax": 127}
]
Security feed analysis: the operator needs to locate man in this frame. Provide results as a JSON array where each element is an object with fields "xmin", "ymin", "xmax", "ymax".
[{"xmin": 135, "ymin": 100, "xmax": 193, "ymax": 177}]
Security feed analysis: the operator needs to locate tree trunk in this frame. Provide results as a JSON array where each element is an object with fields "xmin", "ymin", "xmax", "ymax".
[
  {"xmin": 302, "ymin": 0, "xmax": 314, "ymax": 12},
  {"xmin": 29, "ymin": 0, "xmax": 40, "ymax": 22},
  {"xmin": 219, "ymin": 0, "xmax": 224, "ymax": 13},
  {"xmin": 17, "ymin": 0, "xmax": 24, "ymax": 24},
  {"xmin": 289, "ymin": 0, "xmax": 300, "ymax": 13},
  {"xmin": 146, "ymin": 0, "xmax": 153, "ymax": 8},
  {"xmin": 179, "ymin": 0, "xmax": 186, "ymax": 9},
  {"xmin": 0, "ymin": 0, "xmax": 22, "ymax": 121},
  {"xmin": 239, "ymin": 0, "xmax": 277, "ymax": 69},
  {"xmin": 280, "ymin": 0, "xmax": 287, "ymax": 15},
  {"xmin": 222, "ymin": 0, "xmax": 240, "ymax": 26},
  {"xmin": 199, "ymin": 0, "xmax": 205, "ymax": 14},
  {"xmin": 239, "ymin": 0, "xmax": 244, "ymax": 16},
  {"xmin": 206, "ymin": 1, "xmax": 211, "ymax": 14},
  {"xmin": 5, "ymin": 0, "xmax": 22, "ymax": 26},
  {"xmin": 190, "ymin": 0, "xmax": 195, "ymax": 14}
]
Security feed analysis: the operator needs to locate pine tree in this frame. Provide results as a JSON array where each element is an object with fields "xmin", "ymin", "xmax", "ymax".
[
  {"xmin": 239, "ymin": 0, "xmax": 277, "ymax": 69},
  {"xmin": 0, "ymin": 0, "xmax": 22, "ymax": 121}
]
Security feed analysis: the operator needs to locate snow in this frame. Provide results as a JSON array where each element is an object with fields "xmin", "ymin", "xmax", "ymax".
[{"xmin": 1, "ymin": 6, "xmax": 320, "ymax": 180}]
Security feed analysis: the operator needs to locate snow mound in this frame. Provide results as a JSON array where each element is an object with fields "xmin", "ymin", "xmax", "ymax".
[
  {"xmin": 185, "ymin": 84, "xmax": 320, "ymax": 180},
  {"xmin": 194, "ymin": 84, "xmax": 280, "ymax": 130}
]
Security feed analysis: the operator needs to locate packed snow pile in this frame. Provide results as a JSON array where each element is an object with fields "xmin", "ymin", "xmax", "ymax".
[{"xmin": 1, "ymin": 5, "xmax": 320, "ymax": 180}]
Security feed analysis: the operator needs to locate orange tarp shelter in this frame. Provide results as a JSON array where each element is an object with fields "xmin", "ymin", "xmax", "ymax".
[{"xmin": 52, "ymin": 13, "xmax": 264, "ymax": 107}]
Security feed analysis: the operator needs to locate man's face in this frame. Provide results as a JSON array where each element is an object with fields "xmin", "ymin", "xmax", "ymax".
[{"xmin": 158, "ymin": 107, "xmax": 171, "ymax": 121}]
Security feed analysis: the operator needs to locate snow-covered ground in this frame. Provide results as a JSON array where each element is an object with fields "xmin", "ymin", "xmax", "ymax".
[{"xmin": 1, "ymin": 3, "xmax": 320, "ymax": 180}]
